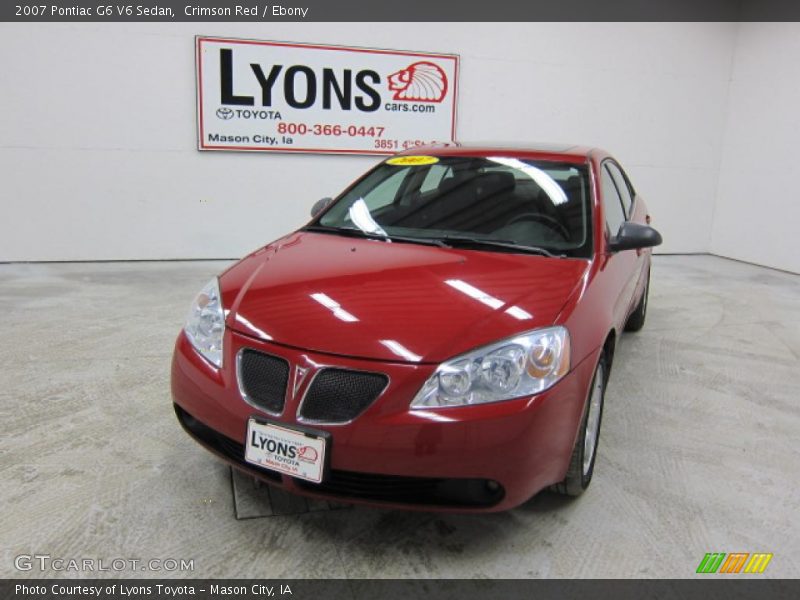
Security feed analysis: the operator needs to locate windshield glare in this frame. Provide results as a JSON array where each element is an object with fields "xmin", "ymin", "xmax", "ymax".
[{"xmin": 317, "ymin": 156, "xmax": 592, "ymax": 257}]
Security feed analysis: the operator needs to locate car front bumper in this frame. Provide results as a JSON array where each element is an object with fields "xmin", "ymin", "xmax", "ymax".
[{"xmin": 171, "ymin": 329, "xmax": 597, "ymax": 512}]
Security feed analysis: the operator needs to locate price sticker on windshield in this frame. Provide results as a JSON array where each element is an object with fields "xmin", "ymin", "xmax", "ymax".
[{"xmin": 385, "ymin": 156, "xmax": 440, "ymax": 166}]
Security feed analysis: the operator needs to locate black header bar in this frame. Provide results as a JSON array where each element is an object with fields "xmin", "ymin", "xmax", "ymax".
[
  {"xmin": 4, "ymin": 0, "xmax": 800, "ymax": 22},
  {"xmin": 2, "ymin": 579, "xmax": 799, "ymax": 600}
]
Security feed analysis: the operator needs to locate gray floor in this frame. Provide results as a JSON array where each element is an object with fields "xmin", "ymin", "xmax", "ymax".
[{"xmin": 1, "ymin": 255, "xmax": 798, "ymax": 578}]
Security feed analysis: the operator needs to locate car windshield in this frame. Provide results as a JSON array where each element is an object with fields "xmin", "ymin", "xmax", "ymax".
[{"xmin": 313, "ymin": 155, "xmax": 592, "ymax": 257}]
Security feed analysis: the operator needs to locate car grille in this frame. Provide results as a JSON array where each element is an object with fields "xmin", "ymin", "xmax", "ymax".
[
  {"xmin": 238, "ymin": 349, "xmax": 290, "ymax": 414},
  {"xmin": 296, "ymin": 470, "xmax": 504, "ymax": 507},
  {"xmin": 299, "ymin": 369, "xmax": 389, "ymax": 423}
]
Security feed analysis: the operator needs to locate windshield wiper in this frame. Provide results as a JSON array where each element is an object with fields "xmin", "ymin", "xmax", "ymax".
[
  {"xmin": 440, "ymin": 236, "xmax": 559, "ymax": 257},
  {"xmin": 304, "ymin": 226, "xmax": 558, "ymax": 254},
  {"xmin": 304, "ymin": 224, "xmax": 386, "ymax": 240},
  {"xmin": 303, "ymin": 225, "xmax": 448, "ymax": 247}
]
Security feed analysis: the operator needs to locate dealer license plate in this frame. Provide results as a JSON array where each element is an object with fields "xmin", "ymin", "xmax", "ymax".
[{"xmin": 244, "ymin": 418, "xmax": 328, "ymax": 483}]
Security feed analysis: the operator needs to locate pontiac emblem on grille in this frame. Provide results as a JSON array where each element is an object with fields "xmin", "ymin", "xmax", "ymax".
[{"xmin": 292, "ymin": 365, "xmax": 310, "ymax": 396}]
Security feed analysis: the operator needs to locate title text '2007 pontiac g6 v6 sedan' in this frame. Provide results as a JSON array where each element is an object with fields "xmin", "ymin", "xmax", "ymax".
[{"xmin": 171, "ymin": 143, "xmax": 662, "ymax": 512}]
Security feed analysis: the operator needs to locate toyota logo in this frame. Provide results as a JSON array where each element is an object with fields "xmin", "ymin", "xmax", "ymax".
[{"xmin": 216, "ymin": 107, "xmax": 234, "ymax": 120}]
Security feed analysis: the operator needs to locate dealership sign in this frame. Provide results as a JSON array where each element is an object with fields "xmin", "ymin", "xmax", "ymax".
[{"xmin": 196, "ymin": 37, "xmax": 459, "ymax": 155}]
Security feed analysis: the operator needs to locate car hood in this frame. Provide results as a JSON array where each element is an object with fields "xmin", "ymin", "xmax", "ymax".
[{"xmin": 222, "ymin": 232, "xmax": 589, "ymax": 363}]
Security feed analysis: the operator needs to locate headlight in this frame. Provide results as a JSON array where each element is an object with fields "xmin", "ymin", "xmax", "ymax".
[
  {"xmin": 184, "ymin": 278, "xmax": 225, "ymax": 368},
  {"xmin": 411, "ymin": 326, "xmax": 570, "ymax": 408}
]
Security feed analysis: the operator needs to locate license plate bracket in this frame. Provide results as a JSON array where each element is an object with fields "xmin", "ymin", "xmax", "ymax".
[{"xmin": 244, "ymin": 417, "xmax": 330, "ymax": 484}]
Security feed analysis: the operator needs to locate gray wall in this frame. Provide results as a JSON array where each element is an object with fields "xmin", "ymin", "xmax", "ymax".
[
  {"xmin": 711, "ymin": 23, "xmax": 800, "ymax": 274},
  {"xmin": 1, "ymin": 23, "xmax": 743, "ymax": 262}
]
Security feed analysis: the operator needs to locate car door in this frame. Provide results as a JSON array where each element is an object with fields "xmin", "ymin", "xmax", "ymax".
[
  {"xmin": 598, "ymin": 160, "xmax": 640, "ymax": 331},
  {"xmin": 606, "ymin": 160, "xmax": 649, "ymax": 302}
]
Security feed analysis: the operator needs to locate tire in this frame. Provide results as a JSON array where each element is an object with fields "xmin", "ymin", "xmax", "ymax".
[
  {"xmin": 550, "ymin": 354, "xmax": 607, "ymax": 496},
  {"xmin": 625, "ymin": 268, "xmax": 650, "ymax": 332}
]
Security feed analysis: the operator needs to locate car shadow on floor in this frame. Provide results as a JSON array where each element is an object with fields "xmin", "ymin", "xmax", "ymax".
[{"xmin": 177, "ymin": 461, "xmax": 582, "ymax": 575}]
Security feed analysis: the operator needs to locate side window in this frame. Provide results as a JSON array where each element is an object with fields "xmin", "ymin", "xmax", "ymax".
[
  {"xmin": 606, "ymin": 162, "xmax": 633, "ymax": 217},
  {"xmin": 361, "ymin": 169, "xmax": 407, "ymax": 210},
  {"xmin": 601, "ymin": 165, "xmax": 626, "ymax": 236}
]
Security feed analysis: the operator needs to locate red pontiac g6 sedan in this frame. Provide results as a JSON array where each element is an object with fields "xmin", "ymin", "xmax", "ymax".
[{"xmin": 171, "ymin": 144, "xmax": 662, "ymax": 512}]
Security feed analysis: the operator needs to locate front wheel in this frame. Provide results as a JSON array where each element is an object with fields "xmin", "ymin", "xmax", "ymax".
[{"xmin": 550, "ymin": 354, "xmax": 607, "ymax": 496}]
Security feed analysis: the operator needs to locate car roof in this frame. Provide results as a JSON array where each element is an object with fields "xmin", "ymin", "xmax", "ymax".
[{"xmin": 399, "ymin": 142, "xmax": 603, "ymax": 163}]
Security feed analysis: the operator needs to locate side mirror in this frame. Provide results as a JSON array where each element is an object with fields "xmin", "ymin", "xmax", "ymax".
[
  {"xmin": 310, "ymin": 197, "xmax": 333, "ymax": 218},
  {"xmin": 609, "ymin": 222, "xmax": 663, "ymax": 252}
]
